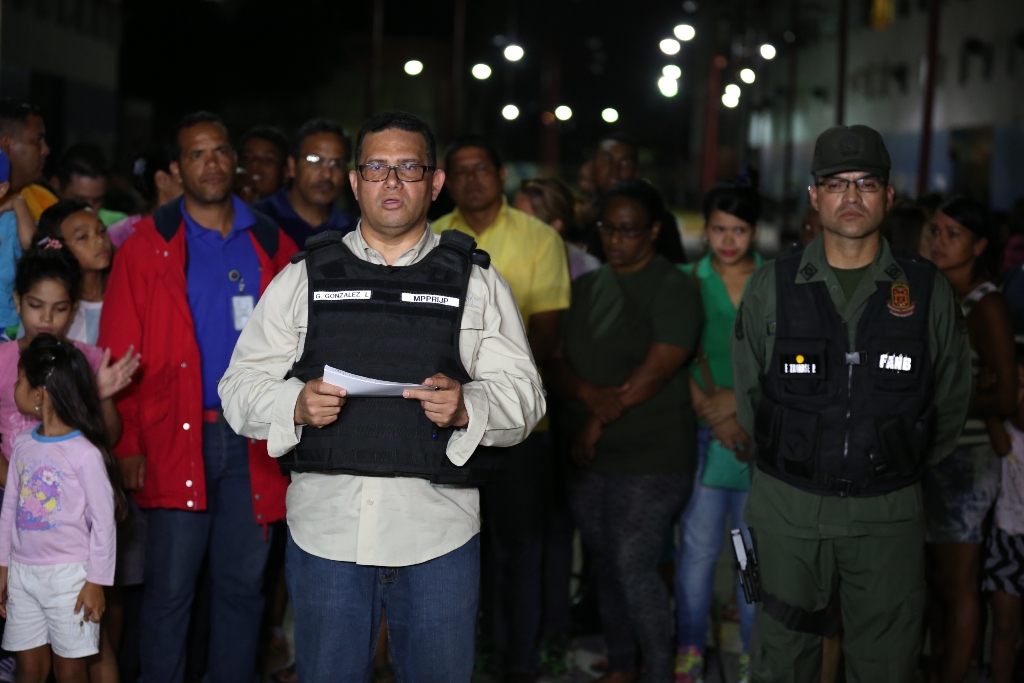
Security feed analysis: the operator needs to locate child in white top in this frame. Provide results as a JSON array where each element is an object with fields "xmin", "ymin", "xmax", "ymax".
[{"xmin": 0, "ymin": 334, "xmax": 126, "ymax": 680}]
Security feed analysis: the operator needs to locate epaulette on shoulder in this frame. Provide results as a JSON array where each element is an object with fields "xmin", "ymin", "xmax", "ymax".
[{"xmin": 290, "ymin": 251, "xmax": 307, "ymax": 264}]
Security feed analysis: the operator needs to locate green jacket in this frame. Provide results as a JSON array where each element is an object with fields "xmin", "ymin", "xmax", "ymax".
[{"xmin": 731, "ymin": 234, "xmax": 973, "ymax": 538}]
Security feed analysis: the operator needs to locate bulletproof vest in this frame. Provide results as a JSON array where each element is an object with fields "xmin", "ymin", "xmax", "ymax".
[
  {"xmin": 278, "ymin": 229, "xmax": 506, "ymax": 485},
  {"xmin": 753, "ymin": 245, "xmax": 937, "ymax": 497}
]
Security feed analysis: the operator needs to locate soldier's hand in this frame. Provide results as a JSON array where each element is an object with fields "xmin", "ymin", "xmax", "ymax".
[
  {"xmin": 294, "ymin": 378, "xmax": 347, "ymax": 428},
  {"xmin": 404, "ymin": 374, "xmax": 468, "ymax": 429}
]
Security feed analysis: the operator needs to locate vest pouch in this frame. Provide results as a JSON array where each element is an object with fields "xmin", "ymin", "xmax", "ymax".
[
  {"xmin": 754, "ymin": 395, "xmax": 784, "ymax": 468},
  {"xmin": 874, "ymin": 415, "xmax": 915, "ymax": 476},
  {"xmin": 869, "ymin": 338, "xmax": 923, "ymax": 394},
  {"xmin": 774, "ymin": 338, "xmax": 828, "ymax": 397},
  {"xmin": 777, "ymin": 405, "xmax": 821, "ymax": 480}
]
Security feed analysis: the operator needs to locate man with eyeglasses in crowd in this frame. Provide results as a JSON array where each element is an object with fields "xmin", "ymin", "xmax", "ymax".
[
  {"xmin": 731, "ymin": 124, "xmax": 972, "ymax": 682},
  {"xmin": 220, "ymin": 110, "xmax": 544, "ymax": 681},
  {"xmin": 254, "ymin": 118, "xmax": 356, "ymax": 248}
]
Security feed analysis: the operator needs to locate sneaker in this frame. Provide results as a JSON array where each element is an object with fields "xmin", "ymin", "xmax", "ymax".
[
  {"xmin": 674, "ymin": 645, "xmax": 703, "ymax": 683},
  {"xmin": 738, "ymin": 653, "xmax": 751, "ymax": 683}
]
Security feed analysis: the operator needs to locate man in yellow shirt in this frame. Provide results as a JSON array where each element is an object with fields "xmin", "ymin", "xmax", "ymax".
[
  {"xmin": 0, "ymin": 99, "xmax": 57, "ymax": 221},
  {"xmin": 433, "ymin": 136, "xmax": 570, "ymax": 681}
]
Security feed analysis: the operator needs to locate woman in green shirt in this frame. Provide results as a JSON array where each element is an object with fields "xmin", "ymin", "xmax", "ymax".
[
  {"xmin": 552, "ymin": 180, "xmax": 702, "ymax": 683},
  {"xmin": 673, "ymin": 182, "xmax": 761, "ymax": 683}
]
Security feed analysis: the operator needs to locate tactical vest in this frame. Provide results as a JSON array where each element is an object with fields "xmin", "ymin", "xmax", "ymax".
[
  {"xmin": 278, "ymin": 230, "xmax": 506, "ymax": 485},
  {"xmin": 753, "ymin": 246, "xmax": 937, "ymax": 497}
]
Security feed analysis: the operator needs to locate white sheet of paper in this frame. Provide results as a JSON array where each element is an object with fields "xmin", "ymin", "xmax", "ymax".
[{"xmin": 322, "ymin": 365, "xmax": 433, "ymax": 397}]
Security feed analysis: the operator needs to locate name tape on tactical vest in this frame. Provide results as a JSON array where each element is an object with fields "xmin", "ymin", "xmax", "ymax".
[
  {"xmin": 313, "ymin": 290, "xmax": 372, "ymax": 301},
  {"xmin": 780, "ymin": 354, "xmax": 821, "ymax": 375},
  {"xmin": 878, "ymin": 353, "xmax": 913, "ymax": 372},
  {"xmin": 401, "ymin": 293, "xmax": 460, "ymax": 307}
]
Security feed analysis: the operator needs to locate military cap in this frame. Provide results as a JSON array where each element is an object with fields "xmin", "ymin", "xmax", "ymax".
[{"xmin": 811, "ymin": 125, "xmax": 891, "ymax": 179}]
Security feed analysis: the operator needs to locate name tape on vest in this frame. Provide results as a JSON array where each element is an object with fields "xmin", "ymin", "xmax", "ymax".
[
  {"xmin": 780, "ymin": 354, "xmax": 822, "ymax": 376},
  {"xmin": 401, "ymin": 293, "xmax": 460, "ymax": 307},
  {"xmin": 313, "ymin": 290, "xmax": 372, "ymax": 301},
  {"xmin": 878, "ymin": 353, "xmax": 913, "ymax": 372}
]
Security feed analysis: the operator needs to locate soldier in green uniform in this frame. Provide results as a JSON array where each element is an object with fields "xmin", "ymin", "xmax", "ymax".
[{"xmin": 732, "ymin": 124, "xmax": 973, "ymax": 682}]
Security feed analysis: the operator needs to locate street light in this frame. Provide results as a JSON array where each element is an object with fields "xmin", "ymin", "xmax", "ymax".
[
  {"xmin": 502, "ymin": 104, "xmax": 520, "ymax": 120},
  {"xmin": 740, "ymin": 68, "xmax": 755, "ymax": 83},
  {"xmin": 662, "ymin": 65, "xmax": 682, "ymax": 80},
  {"xmin": 504, "ymin": 44, "xmax": 524, "ymax": 61},
  {"xmin": 601, "ymin": 108, "xmax": 619, "ymax": 123},
  {"xmin": 725, "ymin": 83, "xmax": 741, "ymax": 97},
  {"xmin": 673, "ymin": 24, "xmax": 696, "ymax": 41},
  {"xmin": 722, "ymin": 93, "xmax": 740, "ymax": 108},
  {"xmin": 658, "ymin": 76, "xmax": 679, "ymax": 97},
  {"xmin": 760, "ymin": 43, "xmax": 777, "ymax": 60},
  {"xmin": 471, "ymin": 63, "xmax": 492, "ymax": 80},
  {"xmin": 404, "ymin": 60, "xmax": 424, "ymax": 75},
  {"xmin": 554, "ymin": 105, "xmax": 572, "ymax": 121},
  {"xmin": 659, "ymin": 38, "xmax": 681, "ymax": 55}
]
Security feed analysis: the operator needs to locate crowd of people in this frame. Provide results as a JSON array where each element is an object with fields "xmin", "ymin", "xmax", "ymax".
[{"xmin": 0, "ymin": 93, "xmax": 1019, "ymax": 683}]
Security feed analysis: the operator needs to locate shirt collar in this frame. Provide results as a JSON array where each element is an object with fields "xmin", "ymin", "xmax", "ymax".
[
  {"xmin": 344, "ymin": 221, "xmax": 438, "ymax": 266},
  {"xmin": 450, "ymin": 196, "xmax": 509, "ymax": 235},
  {"xmin": 181, "ymin": 195, "xmax": 256, "ymax": 239},
  {"xmin": 795, "ymin": 233, "xmax": 905, "ymax": 285}
]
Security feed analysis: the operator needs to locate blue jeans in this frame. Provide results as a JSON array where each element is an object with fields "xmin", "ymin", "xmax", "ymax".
[
  {"xmin": 675, "ymin": 428, "xmax": 755, "ymax": 653},
  {"xmin": 140, "ymin": 422, "xmax": 273, "ymax": 683},
  {"xmin": 287, "ymin": 531, "xmax": 480, "ymax": 682}
]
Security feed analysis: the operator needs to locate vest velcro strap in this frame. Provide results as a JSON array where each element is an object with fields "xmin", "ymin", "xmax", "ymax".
[
  {"xmin": 826, "ymin": 477, "xmax": 858, "ymax": 497},
  {"xmin": 761, "ymin": 591, "xmax": 842, "ymax": 638},
  {"xmin": 845, "ymin": 351, "xmax": 867, "ymax": 365}
]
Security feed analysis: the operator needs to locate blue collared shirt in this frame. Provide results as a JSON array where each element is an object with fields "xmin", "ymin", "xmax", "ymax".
[
  {"xmin": 183, "ymin": 196, "xmax": 262, "ymax": 410},
  {"xmin": 254, "ymin": 187, "xmax": 356, "ymax": 249}
]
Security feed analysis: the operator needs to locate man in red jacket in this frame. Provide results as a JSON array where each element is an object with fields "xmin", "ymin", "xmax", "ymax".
[{"xmin": 97, "ymin": 112, "xmax": 297, "ymax": 683}]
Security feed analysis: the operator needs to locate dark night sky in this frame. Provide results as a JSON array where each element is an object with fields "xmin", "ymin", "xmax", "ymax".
[{"xmin": 119, "ymin": 0, "xmax": 722, "ymax": 169}]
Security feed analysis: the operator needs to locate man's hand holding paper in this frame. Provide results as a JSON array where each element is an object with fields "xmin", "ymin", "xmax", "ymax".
[
  {"xmin": 404, "ymin": 374, "xmax": 469, "ymax": 429},
  {"xmin": 293, "ymin": 378, "xmax": 347, "ymax": 428}
]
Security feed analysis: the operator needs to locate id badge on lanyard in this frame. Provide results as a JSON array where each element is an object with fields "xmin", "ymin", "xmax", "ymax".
[{"xmin": 229, "ymin": 269, "xmax": 255, "ymax": 331}]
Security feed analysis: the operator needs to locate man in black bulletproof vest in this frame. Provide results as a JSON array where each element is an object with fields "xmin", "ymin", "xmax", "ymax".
[
  {"xmin": 731, "ymin": 124, "xmax": 972, "ymax": 681},
  {"xmin": 220, "ymin": 111, "xmax": 545, "ymax": 681}
]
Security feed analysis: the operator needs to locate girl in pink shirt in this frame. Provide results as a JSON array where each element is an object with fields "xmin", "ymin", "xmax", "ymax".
[
  {"xmin": 0, "ymin": 334, "xmax": 127, "ymax": 678},
  {"xmin": 0, "ymin": 243, "xmax": 138, "ymax": 482}
]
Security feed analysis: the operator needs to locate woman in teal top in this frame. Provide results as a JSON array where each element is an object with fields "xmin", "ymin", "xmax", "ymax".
[{"xmin": 674, "ymin": 182, "xmax": 761, "ymax": 683}]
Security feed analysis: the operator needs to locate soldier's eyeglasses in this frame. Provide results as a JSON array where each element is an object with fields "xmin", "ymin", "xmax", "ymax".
[
  {"xmin": 357, "ymin": 164, "xmax": 435, "ymax": 182},
  {"xmin": 816, "ymin": 176, "xmax": 886, "ymax": 194}
]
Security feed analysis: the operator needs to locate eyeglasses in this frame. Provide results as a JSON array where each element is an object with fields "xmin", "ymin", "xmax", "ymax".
[
  {"xmin": 596, "ymin": 221, "xmax": 651, "ymax": 238},
  {"xmin": 303, "ymin": 154, "xmax": 346, "ymax": 170},
  {"xmin": 357, "ymin": 163, "xmax": 435, "ymax": 182},
  {"xmin": 815, "ymin": 176, "xmax": 886, "ymax": 194}
]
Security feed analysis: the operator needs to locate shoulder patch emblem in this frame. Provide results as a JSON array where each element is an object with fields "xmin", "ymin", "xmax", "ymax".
[{"xmin": 887, "ymin": 282, "xmax": 916, "ymax": 317}]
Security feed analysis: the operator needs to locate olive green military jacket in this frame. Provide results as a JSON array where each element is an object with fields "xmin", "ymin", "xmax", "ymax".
[{"xmin": 732, "ymin": 234, "xmax": 973, "ymax": 538}]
